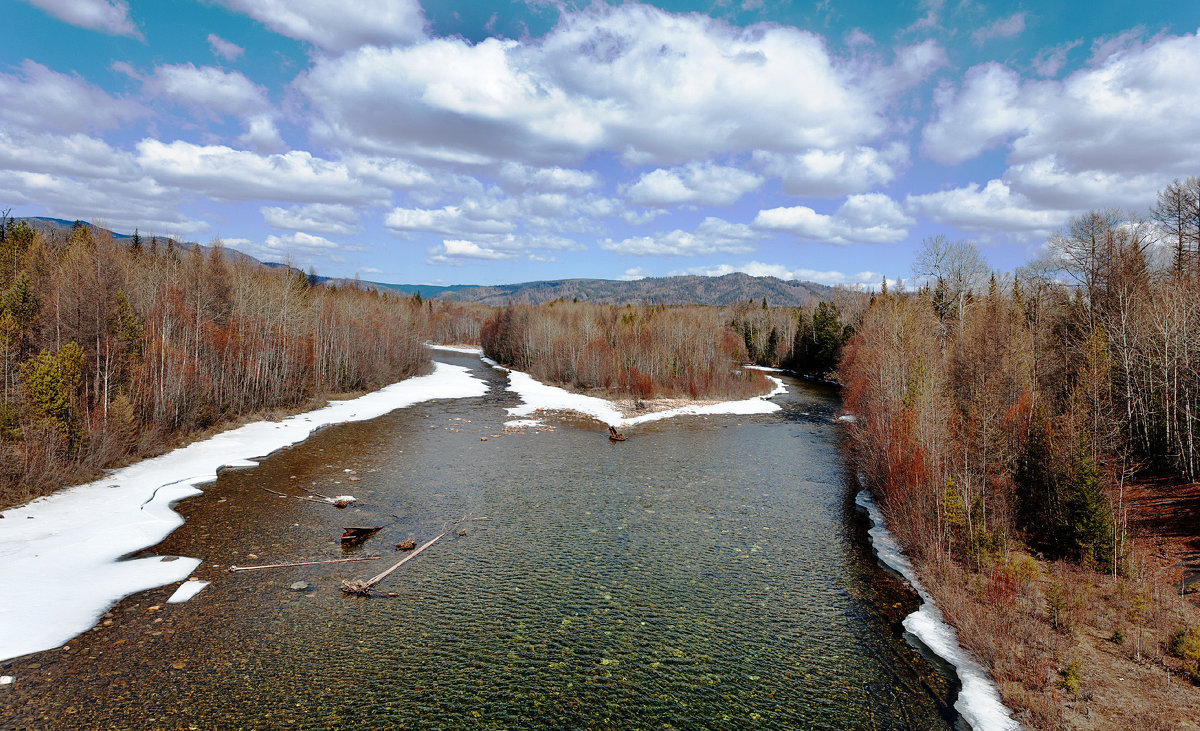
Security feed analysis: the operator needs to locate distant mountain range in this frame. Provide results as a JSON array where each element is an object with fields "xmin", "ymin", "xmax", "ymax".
[
  {"xmin": 417, "ymin": 273, "xmax": 829, "ymax": 306},
  {"xmin": 18, "ymin": 217, "xmax": 831, "ymax": 306}
]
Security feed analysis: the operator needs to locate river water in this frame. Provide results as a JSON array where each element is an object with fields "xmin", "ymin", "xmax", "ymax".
[{"xmin": 0, "ymin": 353, "xmax": 957, "ymax": 729}]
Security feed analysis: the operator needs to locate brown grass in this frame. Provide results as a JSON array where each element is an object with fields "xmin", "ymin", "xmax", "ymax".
[{"xmin": 921, "ymin": 547, "xmax": 1200, "ymax": 729}]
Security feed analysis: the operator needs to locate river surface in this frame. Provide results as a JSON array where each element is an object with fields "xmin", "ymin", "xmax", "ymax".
[{"xmin": 0, "ymin": 353, "xmax": 957, "ymax": 729}]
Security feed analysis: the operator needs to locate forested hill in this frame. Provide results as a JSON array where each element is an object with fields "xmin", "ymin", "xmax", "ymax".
[
  {"xmin": 22, "ymin": 217, "xmax": 266, "ymax": 269},
  {"xmin": 425, "ymin": 273, "xmax": 832, "ymax": 306},
  {"xmin": 20, "ymin": 218, "xmax": 832, "ymax": 306}
]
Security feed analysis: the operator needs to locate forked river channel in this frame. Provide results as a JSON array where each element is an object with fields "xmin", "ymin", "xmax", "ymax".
[{"xmin": 1, "ymin": 352, "xmax": 968, "ymax": 729}]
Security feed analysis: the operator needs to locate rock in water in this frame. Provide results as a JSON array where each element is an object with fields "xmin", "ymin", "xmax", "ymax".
[{"xmin": 289, "ymin": 581, "xmax": 310, "ymax": 591}]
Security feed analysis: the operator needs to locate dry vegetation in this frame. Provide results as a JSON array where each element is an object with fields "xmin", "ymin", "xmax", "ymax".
[
  {"xmin": 839, "ymin": 178, "xmax": 1200, "ymax": 728},
  {"xmin": 481, "ymin": 300, "xmax": 773, "ymax": 399},
  {"xmin": 478, "ymin": 297, "xmax": 862, "ymax": 400},
  {"xmin": 0, "ymin": 217, "xmax": 445, "ymax": 509}
]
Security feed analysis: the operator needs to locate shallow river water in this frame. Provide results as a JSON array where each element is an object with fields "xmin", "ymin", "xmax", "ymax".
[{"xmin": 1, "ymin": 353, "xmax": 959, "ymax": 729}]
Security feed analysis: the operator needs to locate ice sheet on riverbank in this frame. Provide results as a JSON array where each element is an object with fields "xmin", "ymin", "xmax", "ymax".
[
  {"xmin": 856, "ymin": 490, "xmax": 1019, "ymax": 731},
  {"xmin": 0, "ymin": 362, "xmax": 488, "ymax": 663},
  {"xmin": 497, "ymin": 367, "xmax": 785, "ymax": 428}
]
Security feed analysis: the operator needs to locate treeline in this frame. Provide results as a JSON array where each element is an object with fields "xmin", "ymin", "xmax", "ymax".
[
  {"xmin": 481, "ymin": 301, "xmax": 773, "ymax": 399},
  {"xmin": 479, "ymin": 295, "xmax": 861, "ymax": 400},
  {"xmin": 727, "ymin": 296, "xmax": 858, "ymax": 377},
  {"xmin": 0, "ymin": 216, "xmax": 433, "ymax": 507},
  {"xmin": 841, "ymin": 178, "xmax": 1200, "ymax": 574}
]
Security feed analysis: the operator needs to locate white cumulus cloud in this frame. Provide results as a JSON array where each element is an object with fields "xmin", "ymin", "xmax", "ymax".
[
  {"xmin": 219, "ymin": 0, "xmax": 425, "ymax": 52},
  {"xmin": 262, "ymin": 203, "xmax": 360, "ymax": 236},
  {"xmin": 299, "ymin": 3, "xmax": 934, "ymax": 167},
  {"xmin": 135, "ymin": 140, "xmax": 386, "ymax": 204},
  {"xmin": 625, "ymin": 162, "xmax": 763, "ymax": 207},
  {"xmin": 144, "ymin": 64, "xmax": 269, "ymax": 117},
  {"xmin": 922, "ymin": 29, "xmax": 1200, "ymax": 213},
  {"xmin": 20, "ymin": 0, "xmax": 141, "ymax": 39},
  {"xmin": 600, "ymin": 217, "xmax": 758, "ymax": 257},
  {"xmin": 0, "ymin": 61, "xmax": 141, "ymax": 134},
  {"xmin": 905, "ymin": 179, "xmax": 1070, "ymax": 235},
  {"xmin": 753, "ymin": 193, "xmax": 912, "ymax": 244}
]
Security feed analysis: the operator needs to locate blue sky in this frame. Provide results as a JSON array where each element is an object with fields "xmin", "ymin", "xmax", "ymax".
[{"xmin": 3, "ymin": 0, "xmax": 1199, "ymax": 288}]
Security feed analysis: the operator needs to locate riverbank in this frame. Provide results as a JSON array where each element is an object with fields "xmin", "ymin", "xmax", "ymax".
[
  {"xmin": 430, "ymin": 345, "xmax": 787, "ymax": 428},
  {"xmin": 0, "ymin": 362, "xmax": 488, "ymax": 663},
  {"xmin": 872, "ymin": 480, "xmax": 1200, "ymax": 729}
]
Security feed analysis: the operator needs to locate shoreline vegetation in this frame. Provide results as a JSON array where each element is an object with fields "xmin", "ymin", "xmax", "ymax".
[
  {"xmin": 0, "ymin": 216, "xmax": 487, "ymax": 510},
  {"xmin": 478, "ymin": 298, "xmax": 855, "ymax": 404},
  {"xmin": 839, "ymin": 182, "xmax": 1200, "ymax": 729}
]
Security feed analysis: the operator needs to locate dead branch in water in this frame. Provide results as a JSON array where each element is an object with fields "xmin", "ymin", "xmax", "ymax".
[
  {"xmin": 341, "ymin": 532, "xmax": 445, "ymax": 596},
  {"xmin": 260, "ymin": 487, "xmax": 328, "ymax": 504},
  {"xmin": 230, "ymin": 555, "xmax": 382, "ymax": 572}
]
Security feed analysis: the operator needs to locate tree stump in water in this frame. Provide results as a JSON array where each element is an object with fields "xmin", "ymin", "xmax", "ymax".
[{"xmin": 341, "ymin": 526, "xmax": 383, "ymax": 544}]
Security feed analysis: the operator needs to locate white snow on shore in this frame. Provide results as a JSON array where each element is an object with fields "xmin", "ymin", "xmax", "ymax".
[
  {"xmin": 496, "ymin": 366, "xmax": 785, "ymax": 428},
  {"xmin": 426, "ymin": 344, "xmax": 484, "ymax": 355},
  {"xmin": 166, "ymin": 580, "xmax": 210, "ymax": 604},
  {"xmin": 856, "ymin": 489, "xmax": 1020, "ymax": 731},
  {"xmin": 0, "ymin": 362, "xmax": 487, "ymax": 663}
]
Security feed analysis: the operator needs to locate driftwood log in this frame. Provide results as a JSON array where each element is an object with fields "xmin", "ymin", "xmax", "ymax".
[
  {"xmin": 229, "ymin": 555, "xmax": 382, "ymax": 572},
  {"xmin": 341, "ymin": 532, "xmax": 445, "ymax": 596}
]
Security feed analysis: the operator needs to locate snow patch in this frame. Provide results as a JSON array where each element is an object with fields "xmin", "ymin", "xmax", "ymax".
[
  {"xmin": 504, "ymin": 418, "xmax": 544, "ymax": 428},
  {"xmin": 480, "ymin": 356, "xmax": 509, "ymax": 372},
  {"xmin": 166, "ymin": 580, "xmax": 210, "ymax": 604},
  {"xmin": 493, "ymin": 365, "xmax": 785, "ymax": 427},
  {"xmin": 856, "ymin": 489, "xmax": 1019, "ymax": 731},
  {"xmin": 426, "ymin": 344, "xmax": 483, "ymax": 355},
  {"xmin": 0, "ymin": 362, "xmax": 487, "ymax": 663},
  {"xmin": 745, "ymin": 364, "xmax": 785, "ymax": 372}
]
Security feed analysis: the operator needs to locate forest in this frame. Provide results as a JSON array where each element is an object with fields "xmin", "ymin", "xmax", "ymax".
[
  {"xmin": 478, "ymin": 293, "xmax": 859, "ymax": 401},
  {"xmin": 837, "ymin": 177, "xmax": 1200, "ymax": 726},
  {"xmin": 0, "ymin": 215, "xmax": 487, "ymax": 509}
]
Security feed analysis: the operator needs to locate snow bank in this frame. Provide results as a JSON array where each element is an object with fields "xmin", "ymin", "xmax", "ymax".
[
  {"xmin": 745, "ymin": 364, "xmax": 785, "ymax": 373},
  {"xmin": 166, "ymin": 580, "xmax": 210, "ymax": 604},
  {"xmin": 426, "ymin": 344, "xmax": 483, "ymax": 355},
  {"xmin": 497, "ymin": 367, "xmax": 785, "ymax": 428},
  {"xmin": 855, "ymin": 490, "xmax": 1019, "ymax": 731},
  {"xmin": 0, "ymin": 362, "xmax": 488, "ymax": 663}
]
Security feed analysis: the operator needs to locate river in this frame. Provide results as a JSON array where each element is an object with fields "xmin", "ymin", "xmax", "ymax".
[{"xmin": 0, "ymin": 352, "xmax": 959, "ymax": 729}]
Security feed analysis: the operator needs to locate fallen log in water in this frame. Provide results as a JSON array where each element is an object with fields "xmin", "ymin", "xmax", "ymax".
[
  {"xmin": 341, "ymin": 532, "xmax": 445, "ymax": 596},
  {"xmin": 229, "ymin": 555, "xmax": 383, "ymax": 572}
]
